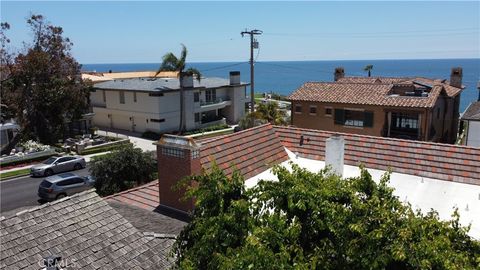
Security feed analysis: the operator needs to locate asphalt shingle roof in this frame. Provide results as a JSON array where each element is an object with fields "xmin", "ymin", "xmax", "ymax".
[
  {"xmin": 289, "ymin": 77, "xmax": 462, "ymax": 108},
  {"xmin": 0, "ymin": 190, "xmax": 175, "ymax": 269},
  {"xmin": 461, "ymin": 101, "xmax": 480, "ymax": 121}
]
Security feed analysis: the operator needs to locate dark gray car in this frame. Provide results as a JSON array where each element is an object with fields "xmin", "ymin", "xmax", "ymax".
[
  {"xmin": 38, "ymin": 173, "xmax": 96, "ymax": 201},
  {"xmin": 31, "ymin": 156, "xmax": 86, "ymax": 177}
]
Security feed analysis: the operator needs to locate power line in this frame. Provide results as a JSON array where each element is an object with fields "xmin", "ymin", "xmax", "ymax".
[{"xmin": 200, "ymin": 62, "xmax": 248, "ymax": 72}]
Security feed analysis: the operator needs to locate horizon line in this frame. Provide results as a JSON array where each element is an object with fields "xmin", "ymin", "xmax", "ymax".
[{"xmin": 80, "ymin": 57, "xmax": 480, "ymax": 65}]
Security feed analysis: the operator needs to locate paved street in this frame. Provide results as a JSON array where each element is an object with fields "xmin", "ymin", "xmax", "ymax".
[{"xmin": 0, "ymin": 167, "xmax": 91, "ymax": 214}]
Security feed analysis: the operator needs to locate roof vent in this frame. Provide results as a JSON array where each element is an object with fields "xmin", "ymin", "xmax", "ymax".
[{"xmin": 43, "ymin": 255, "xmax": 61, "ymax": 270}]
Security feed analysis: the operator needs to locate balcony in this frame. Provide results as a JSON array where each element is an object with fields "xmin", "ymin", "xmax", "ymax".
[{"xmin": 197, "ymin": 98, "xmax": 232, "ymax": 112}]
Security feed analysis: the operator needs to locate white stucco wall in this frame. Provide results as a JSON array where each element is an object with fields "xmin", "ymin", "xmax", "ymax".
[
  {"xmin": 245, "ymin": 148, "xmax": 480, "ymax": 239},
  {"xmin": 91, "ymin": 85, "xmax": 247, "ymax": 133},
  {"xmin": 467, "ymin": 121, "xmax": 480, "ymax": 147}
]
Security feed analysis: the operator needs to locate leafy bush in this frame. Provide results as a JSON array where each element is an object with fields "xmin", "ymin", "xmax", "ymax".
[
  {"xmin": 183, "ymin": 124, "xmax": 230, "ymax": 135},
  {"xmin": 141, "ymin": 131, "xmax": 162, "ymax": 141},
  {"xmin": 90, "ymin": 144, "xmax": 157, "ymax": 197},
  {"xmin": 20, "ymin": 140, "xmax": 50, "ymax": 152},
  {"xmin": 173, "ymin": 164, "xmax": 480, "ymax": 269}
]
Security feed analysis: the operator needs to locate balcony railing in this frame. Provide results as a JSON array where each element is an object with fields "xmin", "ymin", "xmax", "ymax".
[{"xmin": 200, "ymin": 97, "xmax": 230, "ymax": 106}]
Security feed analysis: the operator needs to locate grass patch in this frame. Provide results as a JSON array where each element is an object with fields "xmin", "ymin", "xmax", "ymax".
[
  {"xmin": 0, "ymin": 168, "xmax": 31, "ymax": 180},
  {"xmin": 80, "ymin": 141, "xmax": 132, "ymax": 155}
]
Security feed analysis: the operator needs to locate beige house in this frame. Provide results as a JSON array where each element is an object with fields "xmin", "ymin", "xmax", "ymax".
[{"xmin": 89, "ymin": 71, "xmax": 249, "ymax": 133}]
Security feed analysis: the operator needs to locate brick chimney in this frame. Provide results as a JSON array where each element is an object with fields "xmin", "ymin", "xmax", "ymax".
[
  {"xmin": 334, "ymin": 67, "xmax": 345, "ymax": 81},
  {"xmin": 156, "ymin": 135, "xmax": 202, "ymax": 213},
  {"xmin": 229, "ymin": 71, "xmax": 241, "ymax": 85},
  {"xmin": 450, "ymin": 67, "xmax": 463, "ymax": 88}
]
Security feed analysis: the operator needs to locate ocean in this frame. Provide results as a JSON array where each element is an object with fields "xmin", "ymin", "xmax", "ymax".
[{"xmin": 82, "ymin": 59, "xmax": 479, "ymax": 112}]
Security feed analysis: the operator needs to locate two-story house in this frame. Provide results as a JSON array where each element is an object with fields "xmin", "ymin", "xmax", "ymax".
[
  {"xmin": 89, "ymin": 71, "xmax": 249, "ymax": 133},
  {"xmin": 289, "ymin": 67, "xmax": 464, "ymax": 143}
]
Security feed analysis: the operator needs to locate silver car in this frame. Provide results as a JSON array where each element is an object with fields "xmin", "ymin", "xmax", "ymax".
[
  {"xmin": 38, "ymin": 173, "xmax": 96, "ymax": 201},
  {"xmin": 31, "ymin": 156, "xmax": 86, "ymax": 177}
]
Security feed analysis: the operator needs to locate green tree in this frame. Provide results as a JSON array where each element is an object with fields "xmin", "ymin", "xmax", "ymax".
[
  {"xmin": 239, "ymin": 101, "xmax": 288, "ymax": 130},
  {"xmin": 90, "ymin": 144, "xmax": 157, "ymax": 196},
  {"xmin": 173, "ymin": 164, "xmax": 480, "ymax": 269},
  {"xmin": 364, "ymin": 64, "xmax": 374, "ymax": 77},
  {"xmin": 0, "ymin": 15, "xmax": 91, "ymax": 144},
  {"xmin": 156, "ymin": 44, "xmax": 201, "ymax": 134}
]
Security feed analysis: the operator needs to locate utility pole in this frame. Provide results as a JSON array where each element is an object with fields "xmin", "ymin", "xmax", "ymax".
[{"xmin": 241, "ymin": 29, "xmax": 262, "ymax": 113}]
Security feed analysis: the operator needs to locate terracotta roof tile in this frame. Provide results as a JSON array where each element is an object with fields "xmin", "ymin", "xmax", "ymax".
[
  {"xmin": 106, "ymin": 181, "xmax": 160, "ymax": 211},
  {"xmin": 289, "ymin": 76, "xmax": 462, "ymax": 108},
  {"xmin": 199, "ymin": 124, "xmax": 289, "ymax": 179},
  {"xmin": 273, "ymin": 125, "xmax": 480, "ymax": 185}
]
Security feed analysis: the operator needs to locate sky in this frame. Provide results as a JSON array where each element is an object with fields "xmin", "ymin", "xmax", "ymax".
[{"xmin": 1, "ymin": 1, "xmax": 479, "ymax": 64}]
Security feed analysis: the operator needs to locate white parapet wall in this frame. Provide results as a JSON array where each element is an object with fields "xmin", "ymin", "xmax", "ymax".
[{"xmin": 0, "ymin": 148, "xmax": 57, "ymax": 166}]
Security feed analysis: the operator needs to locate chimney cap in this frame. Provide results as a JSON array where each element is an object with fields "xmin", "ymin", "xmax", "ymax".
[
  {"xmin": 230, "ymin": 71, "xmax": 240, "ymax": 76},
  {"xmin": 155, "ymin": 134, "xmax": 201, "ymax": 149}
]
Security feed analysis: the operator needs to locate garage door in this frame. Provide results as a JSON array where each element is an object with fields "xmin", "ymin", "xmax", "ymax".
[{"xmin": 112, "ymin": 115, "xmax": 132, "ymax": 131}]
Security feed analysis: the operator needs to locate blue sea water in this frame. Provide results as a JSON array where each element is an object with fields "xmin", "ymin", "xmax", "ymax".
[{"xmin": 82, "ymin": 59, "xmax": 480, "ymax": 112}]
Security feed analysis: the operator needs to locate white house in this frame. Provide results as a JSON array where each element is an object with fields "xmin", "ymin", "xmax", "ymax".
[
  {"xmin": 89, "ymin": 71, "xmax": 249, "ymax": 133},
  {"xmin": 460, "ymin": 82, "xmax": 480, "ymax": 147}
]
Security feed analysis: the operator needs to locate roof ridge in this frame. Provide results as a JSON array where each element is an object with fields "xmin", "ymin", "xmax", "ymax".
[{"xmin": 272, "ymin": 125, "xmax": 480, "ymax": 151}]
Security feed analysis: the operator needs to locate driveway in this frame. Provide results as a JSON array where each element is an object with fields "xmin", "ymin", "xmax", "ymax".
[{"xmin": 97, "ymin": 129, "xmax": 156, "ymax": 152}]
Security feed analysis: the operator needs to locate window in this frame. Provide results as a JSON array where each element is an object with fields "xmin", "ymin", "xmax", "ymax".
[
  {"xmin": 205, "ymin": 89, "xmax": 216, "ymax": 103},
  {"xmin": 102, "ymin": 90, "xmax": 106, "ymax": 102},
  {"xmin": 150, "ymin": 119, "xmax": 165, "ymax": 123},
  {"xmin": 325, "ymin": 107, "xmax": 332, "ymax": 116},
  {"xmin": 195, "ymin": 113, "xmax": 200, "ymax": 122},
  {"xmin": 334, "ymin": 109, "xmax": 373, "ymax": 128},
  {"xmin": 309, "ymin": 106, "xmax": 317, "ymax": 115},
  {"xmin": 392, "ymin": 113, "xmax": 419, "ymax": 129},
  {"xmin": 149, "ymin": 92, "xmax": 164, "ymax": 97},
  {"xmin": 161, "ymin": 146, "xmax": 185, "ymax": 158},
  {"xmin": 194, "ymin": 92, "xmax": 200, "ymax": 102},
  {"xmin": 56, "ymin": 157, "xmax": 69, "ymax": 164},
  {"xmin": 119, "ymin": 91, "xmax": 125, "ymax": 104},
  {"xmin": 57, "ymin": 178, "xmax": 83, "ymax": 186},
  {"xmin": 295, "ymin": 105, "xmax": 302, "ymax": 114},
  {"xmin": 133, "ymin": 92, "xmax": 137, "ymax": 103}
]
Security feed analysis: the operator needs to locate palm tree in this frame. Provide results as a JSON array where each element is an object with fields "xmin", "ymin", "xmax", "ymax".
[
  {"xmin": 239, "ymin": 101, "xmax": 287, "ymax": 129},
  {"xmin": 364, "ymin": 64, "xmax": 373, "ymax": 77},
  {"xmin": 156, "ymin": 44, "xmax": 201, "ymax": 134}
]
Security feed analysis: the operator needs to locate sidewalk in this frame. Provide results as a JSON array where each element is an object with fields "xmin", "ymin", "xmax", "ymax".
[{"xmin": 98, "ymin": 129, "xmax": 157, "ymax": 152}]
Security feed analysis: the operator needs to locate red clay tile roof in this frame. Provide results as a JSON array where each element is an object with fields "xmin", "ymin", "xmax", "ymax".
[
  {"xmin": 273, "ymin": 125, "xmax": 480, "ymax": 185},
  {"xmin": 337, "ymin": 76, "xmax": 463, "ymax": 97},
  {"xmin": 106, "ymin": 180, "xmax": 160, "ymax": 211},
  {"xmin": 289, "ymin": 76, "xmax": 462, "ymax": 108},
  {"xmin": 199, "ymin": 124, "xmax": 289, "ymax": 179}
]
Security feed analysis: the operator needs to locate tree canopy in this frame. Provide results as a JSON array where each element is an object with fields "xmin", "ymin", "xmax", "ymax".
[
  {"xmin": 173, "ymin": 164, "xmax": 480, "ymax": 269},
  {"xmin": 239, "ymin": 101, "xmax": 288, "ymax": 130},
  {"xmin": 90, "ymin": 144, "xmax": 157, "ymax": 197},
  {"xmin": 156, "ymin": 44, "xmax": 201, "ymax": 133},
  {"xmin": 0, "ymin": 15, "xmax": 90, "ymax": 144}
]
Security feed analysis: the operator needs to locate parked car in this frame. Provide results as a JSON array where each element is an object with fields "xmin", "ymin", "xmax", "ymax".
[
  {"xmin": 30, "ymin": 156, "xmax": 86, "ymax": 177},
  {"xmin": 38, "ymin": 173, "xmax": 96, "ymax": 201}
]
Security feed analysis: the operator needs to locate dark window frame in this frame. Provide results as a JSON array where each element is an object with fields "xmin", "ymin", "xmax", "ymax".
[
  {"xmin": 309, "ymin": 106, "xmax": 317, "ymax": 115},
  {"xmin": 194, "ymin": 92, "xmax": 200, "ymax": 102},
  {"xmin": 119, "ymin": 91, "xmax": 125, "ymax": 104},
  {"xmin": 150, "ymin": 119, "xmax": 165, "ymax": 123},
  {"xmin": 294, "ymin": 104, "xmax": 302, "ymax": 114}
]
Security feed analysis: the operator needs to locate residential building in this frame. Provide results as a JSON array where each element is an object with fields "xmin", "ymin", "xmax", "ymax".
[
  {"xmin": 146, "ymin": 124, "xmax": 480, "ymax": 237},
  {"xmin": 459, "ymin": 82, "xmax": 480, "ymax": 147},
  {"xmin": 289, "ymin": 67, "xmax": 464, "ymax": 143},
  {"xmin": 89, "ymin": 71, "xmax": 249, "ymax": 133}
]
